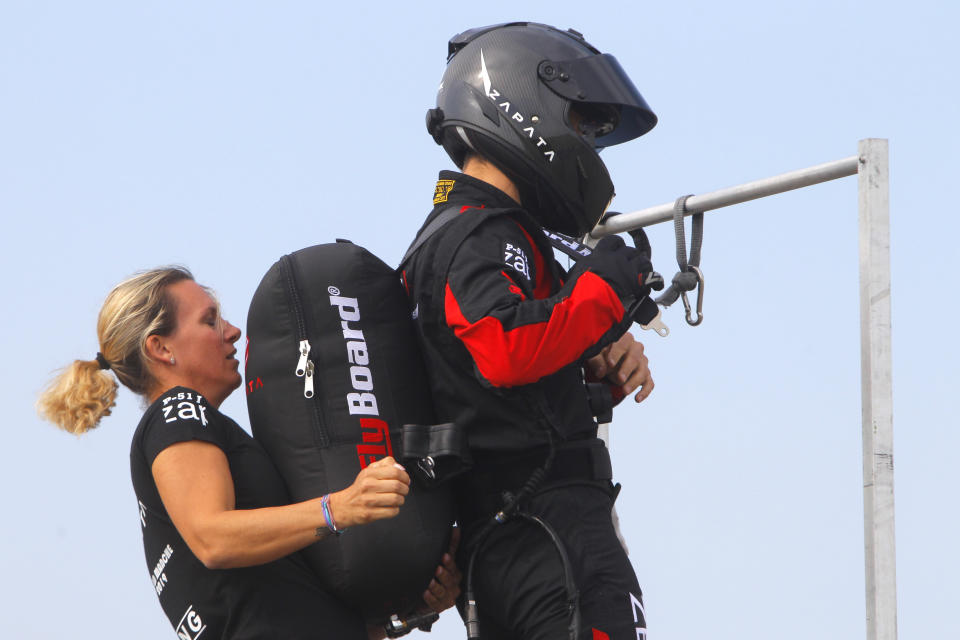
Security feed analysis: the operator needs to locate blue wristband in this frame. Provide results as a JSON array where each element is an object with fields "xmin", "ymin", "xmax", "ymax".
[{"xmin": 321, "ymin": 494, "xmax": 344, "ymax": 535}]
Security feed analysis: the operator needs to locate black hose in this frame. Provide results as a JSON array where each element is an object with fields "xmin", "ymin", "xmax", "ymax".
[
  {"xmin": 513, "ymin": 512, "xmax": 580, "ymax": 639},
  {"xmin": 462, "ymin": 433, "xmax": 580, "ymax": 640}
]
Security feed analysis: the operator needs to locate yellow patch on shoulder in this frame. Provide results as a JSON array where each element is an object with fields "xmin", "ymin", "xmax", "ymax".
[{"xmin": 433, "ymin": 179, "xmax": 456, "ymax": 204}]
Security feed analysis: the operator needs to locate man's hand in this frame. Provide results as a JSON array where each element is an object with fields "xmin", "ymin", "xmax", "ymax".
[
  {"xmin": 579, "ymin": 235, "xmax": 658, "ymax": 301},
  {"xmin": 586, "ymin": 332, "xmax": 654, "ymax": 403},
  {"xmin": 422, "ymin": 526, "xmax": 462, "ymax": 613}
]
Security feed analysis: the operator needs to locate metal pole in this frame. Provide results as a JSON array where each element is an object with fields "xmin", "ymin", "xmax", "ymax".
[
  {"xmin": 590, "ymin": 155, "xmax": 860, "ymax": 236},
  {"xmin": 858, "ymin": 139, "xmax": 897, "ymax": 640},
  {"xmin": 590, "ymin": 142, "xmax": 897, "ymax": 638}
]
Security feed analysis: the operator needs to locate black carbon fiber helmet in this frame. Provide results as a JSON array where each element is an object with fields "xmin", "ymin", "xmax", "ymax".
[{"xmin": 426, "ymin": 22, "xmax": 657, "ymax": 236}]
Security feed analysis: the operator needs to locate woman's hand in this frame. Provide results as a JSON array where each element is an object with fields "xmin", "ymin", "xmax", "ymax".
[
  {"xmin": 422, "ymin": 527, "xmax": 462, "ymax": 614},
  {"xmin": 328, "ymin": 456, "xmax": 411, "ymax": 529}
]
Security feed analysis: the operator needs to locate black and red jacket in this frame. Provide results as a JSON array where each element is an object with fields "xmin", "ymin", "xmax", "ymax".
[{"xmin": 403, "ymin": 171, "xmax": 632, "ymax": 452}]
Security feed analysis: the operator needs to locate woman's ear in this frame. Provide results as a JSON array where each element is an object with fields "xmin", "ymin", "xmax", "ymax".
[{"xmin": 145, "ymin": 334, "xmax": 172, "ymax": 365}]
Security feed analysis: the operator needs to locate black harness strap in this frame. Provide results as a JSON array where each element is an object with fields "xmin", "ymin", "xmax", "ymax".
[{"xmin": 541, "ymin": 229, "xmax": 594, "ymax": 260}]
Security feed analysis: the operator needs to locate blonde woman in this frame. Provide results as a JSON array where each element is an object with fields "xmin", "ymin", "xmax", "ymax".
[{"xmin": 38, "ymin": 267, "xmax": 460, "ymax": 640}]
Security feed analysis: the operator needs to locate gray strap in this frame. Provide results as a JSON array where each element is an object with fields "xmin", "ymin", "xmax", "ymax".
[
  {"xmin": 398, "ymin": 206, "xmax": 462, "ymax": 269},
  {"xmin": 655, "ymin": 195, "xmax": 705, "ymax": 325},
  {"xmin": 674, "ymin": 194, "xmax": 703, "ymax": 268}
]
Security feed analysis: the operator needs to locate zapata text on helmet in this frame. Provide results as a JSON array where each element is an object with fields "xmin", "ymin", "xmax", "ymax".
[{"xmin": 478, "ymin": 49, "xmax": 556, "ymax": 163}]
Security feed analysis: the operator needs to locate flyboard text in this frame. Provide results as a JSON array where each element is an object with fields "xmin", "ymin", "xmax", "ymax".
[{"xmin": 329, "ymin": 289, "xmax": 394, "ymax": 468}]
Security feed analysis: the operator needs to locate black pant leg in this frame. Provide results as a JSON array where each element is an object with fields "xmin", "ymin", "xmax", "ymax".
[{"xmin": 459, "ymin": 483, "xmax": 647, "ymax": 640}]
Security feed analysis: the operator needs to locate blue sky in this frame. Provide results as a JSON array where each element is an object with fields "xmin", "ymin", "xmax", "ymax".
[{"xmin": 2, "ymin": 1, "xmax": 957, "ymax": 638}]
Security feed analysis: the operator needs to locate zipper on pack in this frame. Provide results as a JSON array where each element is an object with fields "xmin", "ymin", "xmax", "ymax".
[
  {"xmin": 278, "ymin": 255, "xmax": 328, "ymax": 446},
  {"xmin": 296, "ymin": 340, "xmax": 310, "ymax": 378},
  {"xmin": 279, "ymin": 256, "xmax": 314, "ymax": 398},
  {"xmin": 304, "ymin": 360, "xmax": 315, "ymax": 398}
]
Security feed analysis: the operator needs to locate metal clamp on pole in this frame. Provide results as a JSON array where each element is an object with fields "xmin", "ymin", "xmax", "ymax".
[{"xmin": 655, "ymin": 194, "xmax": 705, "ymax": 326}]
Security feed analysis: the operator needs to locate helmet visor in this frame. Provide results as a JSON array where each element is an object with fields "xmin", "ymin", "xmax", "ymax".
[{"xmin": 541, "ymin": 53, "xmax": 657, "ymax": 146}]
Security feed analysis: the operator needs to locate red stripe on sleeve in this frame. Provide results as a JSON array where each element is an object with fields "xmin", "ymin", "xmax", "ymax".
[
  {"xmin": 501, "ymin": 271, "xmax": 526, "ymax": 300},
  {"xmin": 445, "ymin": 271, "xmax": 625, "ymax": 387}
]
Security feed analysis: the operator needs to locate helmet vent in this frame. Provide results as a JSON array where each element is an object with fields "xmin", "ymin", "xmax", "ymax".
[{"xmin": 469, "ymin": 85, "xmax": 501, "ymax": 126}]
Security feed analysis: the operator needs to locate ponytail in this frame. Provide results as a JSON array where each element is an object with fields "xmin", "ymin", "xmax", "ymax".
[{"xmin": 37, "ymin": 359, "xmax": 119, "ymax": 435}]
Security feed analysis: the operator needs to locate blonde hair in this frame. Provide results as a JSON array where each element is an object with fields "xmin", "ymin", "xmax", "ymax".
[{"xmin": 37, "ymin": 266, "xmax": 194, "ymax": 434}]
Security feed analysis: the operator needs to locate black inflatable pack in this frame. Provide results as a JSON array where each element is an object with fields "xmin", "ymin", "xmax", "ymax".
[{"xmin": 245, "ymin": 240, "xmax": 454, "ymax": 623}]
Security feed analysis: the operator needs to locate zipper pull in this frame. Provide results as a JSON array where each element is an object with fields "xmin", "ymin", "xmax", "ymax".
[
  {"xmin": 296, "ymin": 339, "xmax": 311, "ymax": 377},
  {"xmin": 304, "ymin": 360, "xmax": 315, "ymax": 398}
]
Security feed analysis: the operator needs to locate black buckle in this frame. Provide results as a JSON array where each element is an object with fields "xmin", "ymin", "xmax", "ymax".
[{"xmin": 400, "ymin": 422, "xmax": 469, "ymax": 485}]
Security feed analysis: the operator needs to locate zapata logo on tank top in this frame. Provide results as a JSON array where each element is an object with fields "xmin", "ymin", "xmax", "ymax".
[{"xmin": 162, "ymin": 390, "xmax": 209, "ymax": 427}]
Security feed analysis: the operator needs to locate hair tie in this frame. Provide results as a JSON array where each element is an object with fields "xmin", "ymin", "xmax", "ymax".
[{"xmin": 95, "ymin": 352, "xmax": 111, "ymax": 371}]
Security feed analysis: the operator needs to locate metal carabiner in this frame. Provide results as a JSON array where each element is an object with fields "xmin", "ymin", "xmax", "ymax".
[{"xmin": 679, "ymin": 265, "xmax": 704, "ymax": 326}]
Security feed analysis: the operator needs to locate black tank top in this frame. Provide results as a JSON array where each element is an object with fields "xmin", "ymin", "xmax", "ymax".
[{"xmin": 129, "ymin": 386, "xmax": 365, "ymax": 639}]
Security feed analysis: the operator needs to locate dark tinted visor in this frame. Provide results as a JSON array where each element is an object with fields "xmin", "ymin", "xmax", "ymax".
[{"xmin": 540, "ymin": 53, "xmax": 657, "ymax": 146}]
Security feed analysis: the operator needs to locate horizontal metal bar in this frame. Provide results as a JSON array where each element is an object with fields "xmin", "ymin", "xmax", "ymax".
[{"xmin": 592, "ymin": 155, "xmax": 861, "ymax": 237}]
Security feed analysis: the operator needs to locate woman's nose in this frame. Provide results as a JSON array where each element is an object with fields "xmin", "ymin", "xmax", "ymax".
[{"xmin": 224, "ymin": 320, "xmax": 241, "ymax": 343}]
